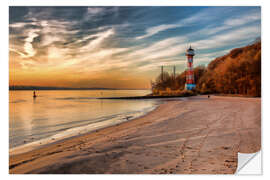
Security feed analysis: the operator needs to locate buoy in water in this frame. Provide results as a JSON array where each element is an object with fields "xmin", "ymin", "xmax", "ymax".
[{"xmin": 33, "ymin": 90, "xmax": 37, "ymax": 98}]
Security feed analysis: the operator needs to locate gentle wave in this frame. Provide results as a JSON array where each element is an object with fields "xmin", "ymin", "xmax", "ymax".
[
  {"xmin": 9, "ymin": 104, "xmax": 159, "ymax": 155},
  {"xmin": 10, "ymin": 100, "xmax": 27, "ymax": 103}
]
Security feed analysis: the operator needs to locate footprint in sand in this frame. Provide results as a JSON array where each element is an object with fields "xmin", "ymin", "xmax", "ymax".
[
  {"xmin": 164, "ymin": 170, "xmax": 168, "ymax": 173},
  {"xmin": 222, "ymin": 146, "xmax": 230, "ymax": 150}
]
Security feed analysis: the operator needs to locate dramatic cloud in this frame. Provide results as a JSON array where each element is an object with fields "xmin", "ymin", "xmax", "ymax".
[
  {"xmin": 136, "ymin": 24, "xmax": 182, "ymax": 40},
  {"xmin": 9, "ymin": 7, "xmax": 261, "ymax": 88}
]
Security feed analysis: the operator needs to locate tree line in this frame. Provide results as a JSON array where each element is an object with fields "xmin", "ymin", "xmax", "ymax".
[{"xmin": 151, "ymin": 41, "xmax": 261, "ymax": 97}]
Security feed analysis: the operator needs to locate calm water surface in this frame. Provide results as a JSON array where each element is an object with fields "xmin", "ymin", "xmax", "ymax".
[{"xmin": 9, "ymin": 90, "xmax": 159, "ymax": 148}]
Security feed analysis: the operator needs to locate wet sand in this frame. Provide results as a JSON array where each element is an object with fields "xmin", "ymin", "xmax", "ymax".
[{"xmin": 9, "ymin": 95, "xmax": 261, "ymax": 174}]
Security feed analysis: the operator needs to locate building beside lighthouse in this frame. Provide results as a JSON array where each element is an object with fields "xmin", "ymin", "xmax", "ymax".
[{"xmin": 185, "ymin": 46, "xmax": 196, "ymax": 90}]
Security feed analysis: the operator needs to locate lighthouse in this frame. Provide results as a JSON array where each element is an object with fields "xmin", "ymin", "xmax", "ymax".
[{"xmin": 185, "ymin": 46, "xmax": 196, "ymax": 90}]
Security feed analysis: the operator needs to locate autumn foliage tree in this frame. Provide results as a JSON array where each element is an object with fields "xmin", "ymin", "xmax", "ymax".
[{"xmin": 151, "ymin": 41, "xmax": 261, "ymax": 97}]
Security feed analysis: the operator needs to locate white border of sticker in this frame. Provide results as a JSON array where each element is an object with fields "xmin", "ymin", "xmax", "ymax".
[{"xmin": 1, "ymin": 0, "xmax": 268, "ymax": 179}]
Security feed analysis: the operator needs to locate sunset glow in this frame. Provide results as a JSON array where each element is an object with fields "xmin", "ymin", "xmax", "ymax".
[{"xmin": 9, "ymin": 7, "xmax": 261, "ymax": 89}]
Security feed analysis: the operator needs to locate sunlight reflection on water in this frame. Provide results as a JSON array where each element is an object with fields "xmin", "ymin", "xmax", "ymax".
[{"xmin": 9, "ymin": 90, "xmax": 158, "ymax": 148}]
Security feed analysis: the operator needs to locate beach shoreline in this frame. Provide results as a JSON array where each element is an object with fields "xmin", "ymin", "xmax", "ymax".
[
  {"xmin": 9, "ymin": 95, "xmax": 261, "ymax": 174},
  {"xmin": 10, "ymin": 99, "xmax": 162, "ymax": 156}
]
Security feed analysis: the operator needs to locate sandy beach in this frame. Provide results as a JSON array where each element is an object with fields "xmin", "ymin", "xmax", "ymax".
[{"xmin": 9, "ymin": 95, "xmax": 261, "ymax": 174}]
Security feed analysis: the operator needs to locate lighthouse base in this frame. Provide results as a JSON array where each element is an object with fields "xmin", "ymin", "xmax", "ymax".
[{"xmin": 185, "ymin": 84, "xmax": 196, "ymax": 90}]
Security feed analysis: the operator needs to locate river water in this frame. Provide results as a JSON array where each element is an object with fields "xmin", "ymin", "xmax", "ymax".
[{"xmin": 9, "ymin": 90, "xmax": 159, "ymax": 150}]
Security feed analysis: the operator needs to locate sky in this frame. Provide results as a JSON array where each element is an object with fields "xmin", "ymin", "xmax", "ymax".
[{"xmin": 9, "ymin": 6, "xmax": 261, "ymax": 89}]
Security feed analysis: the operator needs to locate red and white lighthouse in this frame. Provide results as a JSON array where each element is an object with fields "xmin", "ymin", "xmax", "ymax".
[{"xmin": 185, "ymin": 46, "xmax": 196, "ymax": 90}]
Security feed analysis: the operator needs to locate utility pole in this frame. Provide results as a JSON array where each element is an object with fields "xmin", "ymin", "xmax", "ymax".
[
  {"xmin": 161, "ymin": 66, "xmax": 164, "ymax": 82},
  {"xmin": 173, "ymin": 66, "xmax": 176, "ymax": 79}
]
